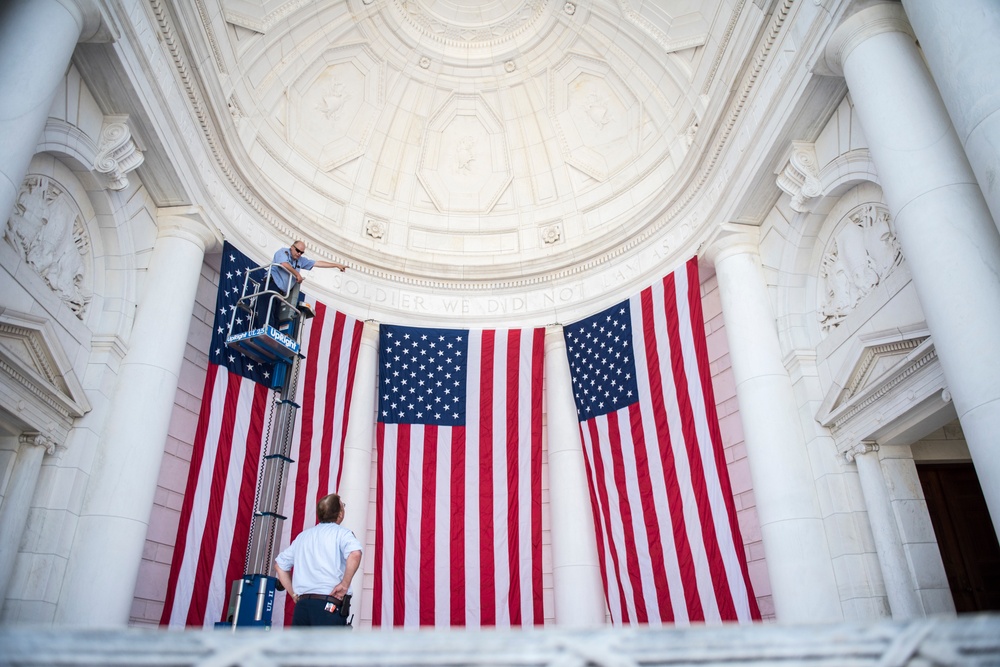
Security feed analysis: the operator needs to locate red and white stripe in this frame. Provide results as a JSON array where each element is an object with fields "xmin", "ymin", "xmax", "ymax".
[
  {"xmin": 161, "ymin": 302, "xmax": 363, "ymax": 628},
  {"xmin": 372, "ymin": 328, "xmax": 545, "ymax": 627},
  {"xmin": 579, "ymin": 257, "xmax": 759, "ymax": 625}
]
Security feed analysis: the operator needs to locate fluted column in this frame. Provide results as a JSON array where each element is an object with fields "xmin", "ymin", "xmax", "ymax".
[
  {"xmin": 0, "ymin": 433, "xmax": 56, "ymax": 612},
  {"xmin": 0, "ymin": 0, "xmax": 109, "ymax": 226},
  {"xmin": 336, "ymin": 320, "xmax": 378, "ymax": 618},
  {"xmin": 56, "ymin": 208, "xmax": 218, "ymax": 626},
  {"xmin": 545, "ymin": 327, "xmax": 606, "ymax": 627},
  {"xmin": 846, "ymin": 443, "xmax": 923, "ymax": 619},
  {"xmin": 707, "ymin": 235, "xmax": 842, "ymax": 623},
  {"xmin": 826, "ymin": 4, "xmax": 1000, "ymax": 538},
  {"xmin": 901, "ymin": 0, "xmax": 1000, "ymax": 233}
]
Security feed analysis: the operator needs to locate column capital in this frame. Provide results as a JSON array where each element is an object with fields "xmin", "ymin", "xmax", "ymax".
[
  {"xmin": 60, "ymin": 0, "xmax": 118, "ymax": 42},
  {"xmin": 361, "ymin": 319, "xmax": 380, "ymax": 344},
  {"xmin": 19, "ymin": 432, "xmax": 56, "ymax": 456},
  {"xmin": 825, "ymin": 3, "xmax": 914, "ymax": 76},
  {"xmin": 156, "ymin": 206, "xmax": 221, "ymax": 253},
  {"xmin": 845, "ymin": 440, "xmax": 879, "ymax": 463},
  {"xmin": 701, "ymin": 228, "xmax": 760, "ymax": 267}
]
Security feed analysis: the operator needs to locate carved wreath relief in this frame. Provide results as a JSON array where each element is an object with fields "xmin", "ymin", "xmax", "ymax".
[
  {"xmin": 5, "ymin": 176, "xmax": 92, "ymax": 318},
  {"xmin": 818, "ymin": 203, "xmax": 902, "ymax": 331}
]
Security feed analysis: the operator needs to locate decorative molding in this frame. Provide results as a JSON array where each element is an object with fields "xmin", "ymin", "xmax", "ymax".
[
  {"xmin": 94, "ymin": 115, "xmax": 145, "ymax": 191},
  {"xmin": 776, "ymin": 141, "xmax": 821, "ymax": 212},
  {"xmin": 0, "ymin": 311, "xmax": 90, "ymax": 445},
  {"xmin": 222, "ymin": 0, "xmax": 311, "ymax": 34},
  {"xmin": 702, "ymin": 0, "xmax": 747, "ymax": 94},
  {"xmin": 194, "ymin": 0, "xmax": 227, "ymax": 74},
  {"xmin": 387, "ymin": 0, "xmax": 547, "ymax": 49},
  {"xmin": 817, "ymin": 330, "xmax": 949, "ymax": 456},
  {"xmin": 616, "ymin": 0, "xmax": 708, "ymax": 54}
]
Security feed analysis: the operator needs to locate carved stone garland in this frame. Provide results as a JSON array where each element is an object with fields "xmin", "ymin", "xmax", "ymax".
[
  {"xmin": 4, "ymin": 175, "xmax": 93, "ymax": 318},
  {"xmin": 818, "ymin": 203, "xmax": 902, "ymax": 331}
]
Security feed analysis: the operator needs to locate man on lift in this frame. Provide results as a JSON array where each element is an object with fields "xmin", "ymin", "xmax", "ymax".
[{"xmin": 266, "ymin": 240, "xmax": 347, "ymax": 330}]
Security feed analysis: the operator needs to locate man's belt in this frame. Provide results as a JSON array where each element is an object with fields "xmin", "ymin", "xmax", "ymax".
[{"xmin": 297, "ymin": 593, "xmax": 341, "ymax": 603}]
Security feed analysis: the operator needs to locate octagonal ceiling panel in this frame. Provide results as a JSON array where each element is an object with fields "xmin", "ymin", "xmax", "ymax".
[
  {"xmin": 418, "ymin": 94, "xmax": 512, "ymax": 213},
  {"xmin": 551, "ymin": 54, "xmax": 641, "ymax": 181},
  {"xmin": 286, "ymin": 45, "xmax": 383, "ymax": 171}
]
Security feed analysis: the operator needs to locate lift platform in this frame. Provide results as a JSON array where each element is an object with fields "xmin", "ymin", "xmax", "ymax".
[
  {"xmin": 224, "ymin": 264, "xmax": 312, "ymax": 374},
  {"xmin": 217, "ymin": 262, "xmax": 313, "ymax": 630}
]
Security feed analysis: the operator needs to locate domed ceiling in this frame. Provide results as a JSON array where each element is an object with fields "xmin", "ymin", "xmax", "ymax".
[{"xmin": 145, "ymin": 0, "xmax": 807, "ymax": 322}]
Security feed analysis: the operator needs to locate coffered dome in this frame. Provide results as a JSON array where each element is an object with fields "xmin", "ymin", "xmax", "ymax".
[{"xmin": 205, "ymin": 1, "xmax": 746, "ymax": 288}]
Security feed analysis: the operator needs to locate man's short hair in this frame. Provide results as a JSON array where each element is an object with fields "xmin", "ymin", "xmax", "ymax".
[{"xmin": 316, "ymin": 493, "xmax": 343, "ymax": 523}]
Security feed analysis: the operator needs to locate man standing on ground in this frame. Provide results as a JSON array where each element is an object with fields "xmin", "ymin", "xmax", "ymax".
[{"xmin": 274, "ymin": 493, "xmax": 362, "ymax": 627}]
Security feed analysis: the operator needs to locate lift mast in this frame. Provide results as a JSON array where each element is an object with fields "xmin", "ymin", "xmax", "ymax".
[{"xmin": 217, "ymin": 264, "xmax": 311, "ymax": 629}]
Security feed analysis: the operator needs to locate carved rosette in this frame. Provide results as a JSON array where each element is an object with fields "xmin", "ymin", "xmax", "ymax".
[
  {"xmin": 5, "ymin": 176, "xmax": 93, "ymax": 318},
  {"xmin": 817, "ymin": 203, "xmax": 902, "ymax": 331},
  {"xmin": 94, "ymin": 116, "xmax": 144, "ymax": 191}
]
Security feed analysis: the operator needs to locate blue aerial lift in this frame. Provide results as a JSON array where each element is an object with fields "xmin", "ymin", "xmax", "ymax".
[{"xmin": 216, "ymin": 263, "xmax": 312, "ymax": 630}]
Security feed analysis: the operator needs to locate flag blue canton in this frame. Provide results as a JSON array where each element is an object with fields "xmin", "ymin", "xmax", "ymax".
[
  {"xmin": 210, "ymin": 241, "xmax": 275, "ymax": 385},
  {"xmin": 378, "ymin": 324, "xmax": 468, "ymax": 426},
  {"xmin": 564, "ymin": 300, "xmax": 639, "ymax": 420}
]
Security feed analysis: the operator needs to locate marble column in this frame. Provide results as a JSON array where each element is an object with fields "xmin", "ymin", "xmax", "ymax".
[
  {"xmin": 335, "ymin": 320, "xmax": 378, "ymax": 620},
  {"xmin": 0, "ymin": 0, "xmax": 109, "ymax": 226},
  {"xmin": 826, "ymin": 4, "xmax": 1000, "ymax": 538},
  {"xmin": 901, "ymin": 0, "xmax": 1000, "ymax": 233},
  {"xmin": 544, "ymin": 327, "xmax": 606, "ymax": 627},
  {"xmin": 0, "ymin": 433, "xmax": 56, "ymax": 612},
  {"xmin": 846, "ymin": 442, "xmax": 923, "ymax": 619},
  {"xmin": 707, "ymin": 236, "xmax": 843, "ymax": 623},
  {"xmin": 56, "ymin": 208, "xmax": 218, "ymax": 626}
]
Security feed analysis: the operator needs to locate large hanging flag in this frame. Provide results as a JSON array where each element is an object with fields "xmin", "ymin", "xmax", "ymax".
[
  {"xmin": 563, "ymin": 256, "xmax": 759, "ymax": 625},
  {"xmin": 160, "ymin": 240, "xmax": 364, "ymax": 628},
  {"xmin": 372, "ymin": 325, "xmax": 545, "ymax": 627}
]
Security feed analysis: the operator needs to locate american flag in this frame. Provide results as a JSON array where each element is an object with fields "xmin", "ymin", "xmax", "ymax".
[
  {"xmin": 372, "ymin": 325, "xmax": 545, "ymax": 627},
  {"xmin": 564, "ymin": 256, "xmax": 759, "ymax": 625},
  {"xmin": 160, "ymin": 241, "xmax": 364, "ymax": 627}
]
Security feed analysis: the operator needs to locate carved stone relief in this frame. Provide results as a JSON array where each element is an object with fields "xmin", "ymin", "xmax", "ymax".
[
  {"xmin": 818, "ymin": 203, "xmax": 902, "ymax": 331},
  {"xmin": 4, "ymin": 176, "xmax": 92, "ymax": 318},
  {"xmin": 550, "ymin": 55, "xmax": 641, "ymax": 181},
  {"xmin": 418, "ymin": 94, "xmax": 512, "ymax": 213},
  {"xmin": 285, "ymin": 46, "xmax": 384, "ymax": 171}
]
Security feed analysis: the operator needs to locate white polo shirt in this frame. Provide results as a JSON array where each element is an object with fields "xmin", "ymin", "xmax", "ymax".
[{"xmin": 275, "ymin": 522, "xmax": 362, "ymax": 596}]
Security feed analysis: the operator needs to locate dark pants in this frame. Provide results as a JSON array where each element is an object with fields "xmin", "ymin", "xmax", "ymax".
[{"xmin": 291, "ymin": 596, "xmax": 349, "ymax": 627}]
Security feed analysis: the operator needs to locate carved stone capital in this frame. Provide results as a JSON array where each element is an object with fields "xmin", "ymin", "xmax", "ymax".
[
  {"xmin": 94, "ymin": 115, "xmax": 144, "ymax": 191},
  {"xmin": 156, "ymin": 206, "xmax": 221, "ymax": 253},
  {"xmin": 19, "ymin": 432, "xmax": 57, "ymax": 456},
  {"xmin": 844, "ymin": 440, "xmax": 879, "ymax": 463},
  {"xmin": 67, "ymin": 0, "xmax": 119, "ymax": 42},
  {"xmin": 825, "ymin": 4, "xmax": 914, "ymax": 76},
  {"xmin": 776, "ymin": 141, "xmax": 822, "ymax": 212},
  {"xmin": 701, "ymin": 227, "xmax": 760, "ymax": 268}
]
